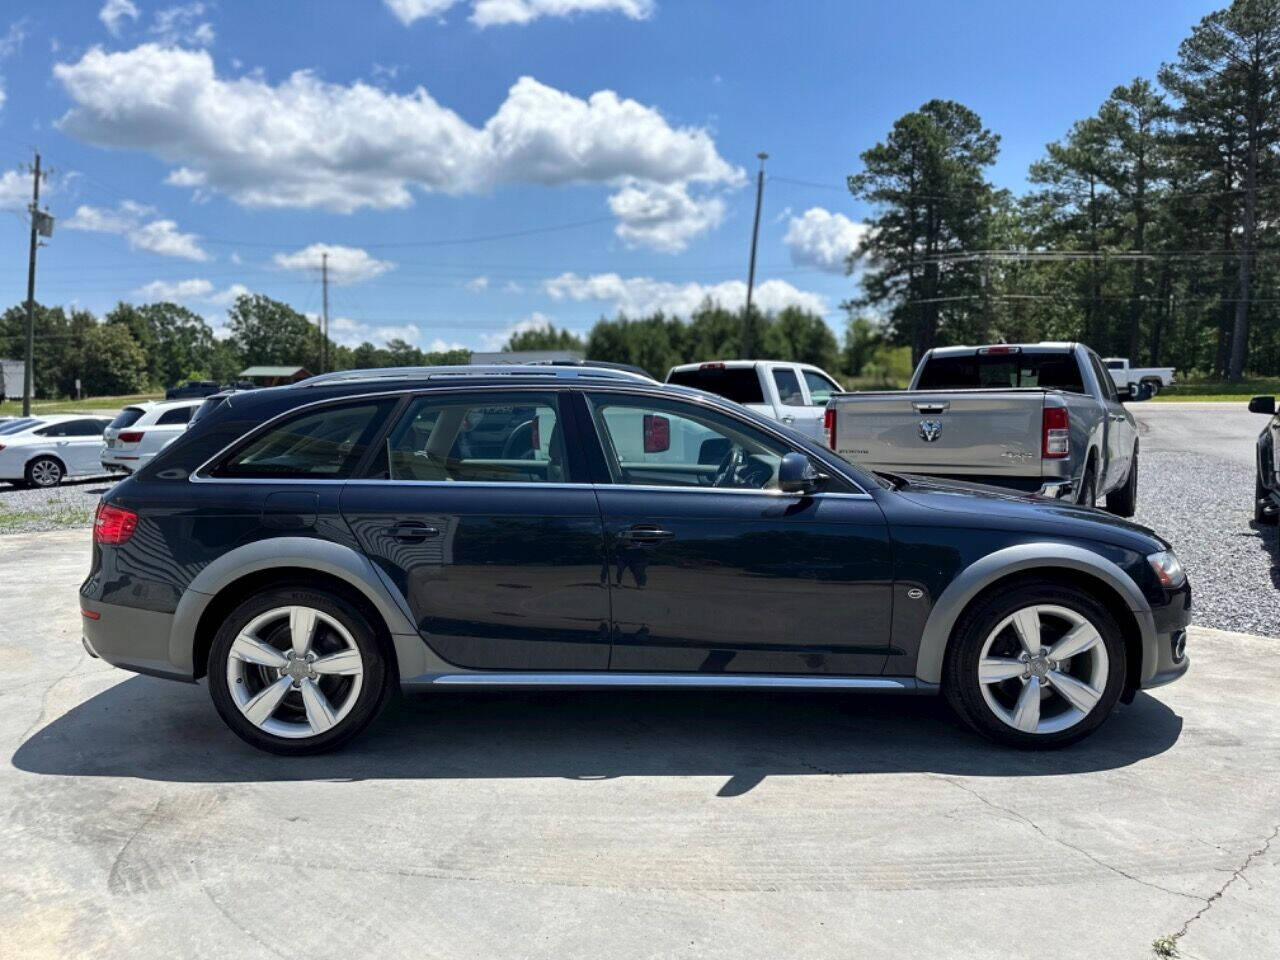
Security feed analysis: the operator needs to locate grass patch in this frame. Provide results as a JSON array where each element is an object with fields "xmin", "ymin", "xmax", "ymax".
[
  {"xmin": 0, "ymin": 499, "xmax": 94, "ymax": 534},
  {"xmin": 0, "ymin": 392, "xmax": 162, "ymax": 416},
  {"xmin": 1152, "ymin": 378, "xmax": 1280, "ymax": 403}
]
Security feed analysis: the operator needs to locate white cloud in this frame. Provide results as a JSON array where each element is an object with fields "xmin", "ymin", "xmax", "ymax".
[
  {"xmin": 0, "ymin": 81, "xmax": 6, "ymax": 113},
  {"xmin": 99, "ymin": 0, "xmax": 140, "ymax": 36},
  {"xmin": 326, "ymin": 315, "xmax": 423, "ymax": 348},
  {"xmin": 469, "ymin": 0, "xmax": 655, "ymax": 27},
  {"xmin": 783, "ymin": 207, "xmax": 868, "ymax": 274},
  {"xmin": 134, "ymin": 278, "xmax": 248, "ymax": 304},
  {"xmin": 54, "ymin": 46, "xmax": 741, "ymax": 222},
  {"xmin": 478, "ymin": 311, "xmax": 558, "ymax": 351},
  {"xmin": 151, "ymin": 4, "xmax": 215, "ymax": 47},
  {"xmin": 272, "ymin": 244, "xmax": 394, "ymax": 284},
  {"xmin": 608, "ymin": 179, "xmax": 725, "ymax": 253},
  {"xmin": 384, "ymin": 0, "xmax": 654, "ymax": 27},
  {"xmin": 0, "ymin": 169, "xmax": 48, "ymax": 209},
  {"xmin": 464, "ymin": 275, "xmax": 489, "ymax": 291},
  {"xmin": 65, "ymin": 202, "xmax": 209, "ymax": 261},
  {"xmin": 544, "ymin": 273, "xmax": 828, "ymax": 317}
]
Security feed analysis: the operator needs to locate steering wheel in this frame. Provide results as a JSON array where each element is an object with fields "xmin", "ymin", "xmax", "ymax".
[{"xmin": 711, "ymin": 445, "xmax": 745, "ymax": 488}]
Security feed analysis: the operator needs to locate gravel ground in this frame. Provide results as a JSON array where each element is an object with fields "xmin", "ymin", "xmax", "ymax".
[{"xmin": 0, "ymin": 477, "xmax": 116, "ymax": 535}]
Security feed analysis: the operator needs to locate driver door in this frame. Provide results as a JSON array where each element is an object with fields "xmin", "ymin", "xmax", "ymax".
[{"xmin": 580, "ymin": 391, "xmax": 893, "ymax": 676}]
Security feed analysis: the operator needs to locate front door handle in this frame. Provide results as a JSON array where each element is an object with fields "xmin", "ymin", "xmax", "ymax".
[
  {"xmin": 387, "ymin": 521, "xmax": 440, "ymax": 542},
  {"xmin": 616, "ymin": 525, "xmax": 675, "ymax": 544}
]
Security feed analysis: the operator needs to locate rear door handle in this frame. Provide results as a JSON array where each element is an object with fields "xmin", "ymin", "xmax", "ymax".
[
  {"xmin": 616, "ymin": 525, "xmax": 675, "ymax": 544},
  {"xmin": 388, "ymin": 521, "xmax": 440, "ymax": 542}
]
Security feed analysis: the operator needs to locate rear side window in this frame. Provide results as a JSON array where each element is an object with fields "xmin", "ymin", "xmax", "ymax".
[
  {"xmin": 666, "ymin": 367, "xmax": 765, "ymax": 404},
  {"xmin": 109, "ymin": 407, "xmax": 146, "ymax": 430},
  {"xmin": 772, "ymin": 369, "xmax": 804, "ymax": 405},
  {"xmin": 916, "ymin": 354, "xmax": 1085, "ymax": 393},
  {"xmin": 156, "ymin": 406, "xmax": 194, "ymax": 426},
  {"xmin": 0, "ymin": 418, "xmax": 38, "ymax": 435},
  {"xmin": 214, "ymin": 400, "xmax": 395, "ymax": 479}
]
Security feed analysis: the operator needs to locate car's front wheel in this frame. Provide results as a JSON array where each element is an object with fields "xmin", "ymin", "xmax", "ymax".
[
  {"xmin": 25, "ymin": 456, "xmax": 64, "ymax": 488},
  {"xmin": 944, "ymin": 581, "xmax": 1126, "ymax": 748},
  {"xmin": 1257, "ymin": 472, "xmax": 1277, "ymax": 525},
  {"xmin": 207, "ymin": 587, "xmax": 392, "ymax": 755}
]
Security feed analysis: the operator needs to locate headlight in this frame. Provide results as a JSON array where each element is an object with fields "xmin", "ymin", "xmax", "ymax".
[{"xmin": 1147, "ymin": 550, "xmax": 1186, "ymax": 589}]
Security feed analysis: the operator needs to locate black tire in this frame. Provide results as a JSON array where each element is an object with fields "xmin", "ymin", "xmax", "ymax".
[
  {"xmin": 1144, "ymin": 380, "xmax": 1161, "ymax": 397},
  {"xmin": 25, "ymin": 456, "xmax": 64, "ymax": 488},
  {"xmin": 1076, "ymin": 458, "xmax": 1097, "ymax": 507},
  {"xmin": 1105, "ymin": 444, "xmax": 1139, "ymax": 517},
  {"xmin": 207, "ymin": 586, "xmax": 392, "ymax": 755},
  {"xmin": 943, "ymin": 580, "xmax": 1127, "ymax": 749},
  {"xmin": 1257, "ymin": 473, "xmax": 1277, "ymax": 525}
]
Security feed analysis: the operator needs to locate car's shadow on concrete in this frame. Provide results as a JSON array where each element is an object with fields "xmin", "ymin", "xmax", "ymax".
[
  {"xmin": 1247, "ymin": 518, "xmax": 1280, "ymax": 590},
  {"xmin": 11, "ymin": 675, "xmax": 1182, "ymax": 792}
]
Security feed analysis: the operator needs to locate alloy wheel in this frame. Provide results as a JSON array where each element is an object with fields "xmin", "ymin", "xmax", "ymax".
[
  {"xmin": 977, "ymin": 603, "xmax": 1108, "ymax": 736},
  {"xmin": 226, "ymin": 605, "xmax": 364, "ymax": 739},
  {"xmin": 29, "ymin": 459, "xmax": 61, "ymax": 487}
]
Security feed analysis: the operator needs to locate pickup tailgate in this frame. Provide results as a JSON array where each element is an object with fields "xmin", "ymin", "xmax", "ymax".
[{"xmin": 830, "ymin": 389, "xmax": 1048, "ymax": 479}]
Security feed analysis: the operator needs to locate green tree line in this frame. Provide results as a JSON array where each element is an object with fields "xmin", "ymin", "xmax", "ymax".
[{"xmin": 849, "ymin": 0, "xmax": 1280, "ymax": 379}]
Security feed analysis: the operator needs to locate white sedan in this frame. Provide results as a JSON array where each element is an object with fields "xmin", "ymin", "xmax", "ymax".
[{"xmin": 0, "ymin": 414, "xmax": 114, "ymax": 487}]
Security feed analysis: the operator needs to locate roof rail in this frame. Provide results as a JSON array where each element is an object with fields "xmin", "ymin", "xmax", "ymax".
[{"xmin": 295, "ymin": 364, "xmax": 653, "ymax": 387}]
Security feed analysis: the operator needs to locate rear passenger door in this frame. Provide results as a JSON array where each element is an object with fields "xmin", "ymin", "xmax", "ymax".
[
  {"xmin": 340, "ymin": 389, "xmax": 611, "ymax": 672},
  {"xmin": 35, "ymin": 418, "xmax": 107, "ymax": 475}
]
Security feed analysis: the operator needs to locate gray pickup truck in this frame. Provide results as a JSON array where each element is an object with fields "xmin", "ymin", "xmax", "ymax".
[{"xmin": 824, "ymin": 342, "xmax": 1139, "ymax": 515}]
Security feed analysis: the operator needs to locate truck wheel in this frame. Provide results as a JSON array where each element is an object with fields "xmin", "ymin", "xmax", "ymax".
[
  {"xmin": 1105, "ymin": 445, "xmax": 1138, "ymax": 517},
  {"xmin": 943, "ymin": 580, "xmax": 1126, "ymax": 749},
  {"xmin": 1143, "ymin": 380, "xmax": 1161, "ymax": 397},
  {"xmin": 1076, "ymin": 459, "xmax": 1097, "ymax": 507},
  {"xmin": 1257, "ymin": 474, "xmax": 1277, "ymax": 526}
]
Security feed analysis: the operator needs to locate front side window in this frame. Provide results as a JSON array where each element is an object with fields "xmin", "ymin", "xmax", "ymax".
[
  {"xmin": 215, "ymin": 401, "xmax": 394, "ymax": 479},
  {"xmin": 802, "ymin": 370, "xmax": 839, "ymax": 405},
  {"xmin": 586, "ymin": 393, "xmax": 789, "ymax": 490},
  {"xmin": 772, "ymin": 368, "xmax": 804, "ymax": 405},
  {"xmin": 377, "ymin": 392, "xmax": 566, "ymax": 483}
]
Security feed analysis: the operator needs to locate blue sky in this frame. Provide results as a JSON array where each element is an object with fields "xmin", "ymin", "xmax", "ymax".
[{"xmin": 0, "ymin": 0, "xmax": 1217, "ymax": 352}]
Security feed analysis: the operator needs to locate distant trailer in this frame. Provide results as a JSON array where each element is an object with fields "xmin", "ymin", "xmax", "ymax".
[{"xmin": 0, "ymin": 360, "xmax": 24, "ymax": 401}]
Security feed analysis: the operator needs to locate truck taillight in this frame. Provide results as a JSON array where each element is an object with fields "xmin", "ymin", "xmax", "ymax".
[
  {"xmin": 1043, "ymin": 407, "xmax": 1069, "ymax": 459},
  {"xmin": 94, "ymin": 503, "xmax": 138, "ymax": 545},
  {"xmin": 118, "ymin": 431, "xmax": 144, "ymax": 443},
  {"xmin": 699, "ymin": 362, "xmax": 726, "ymax": 370},
  {"xmin": 823, "ymin": 407, "xmax": 837, "ymax": 449}
]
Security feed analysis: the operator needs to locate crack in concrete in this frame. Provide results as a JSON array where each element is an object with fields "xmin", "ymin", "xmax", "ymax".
[
  {"xmin": 935, "ymin": 775, "xmax": 1204, "ymax": 902},
  {"xmin": 1167, "ymin": 822, "xmax": 1280, "ymax": 952},
  {"xmin": 15, "ymin": 650, "xmax": 87, "ymax": 747},
  {"xmin": 106, "ymin": 798, "xmax": 163, "ymax": 895}
]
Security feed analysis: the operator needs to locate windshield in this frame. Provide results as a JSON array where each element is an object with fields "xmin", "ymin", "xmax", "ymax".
[
  {"xmin": 667, "ymin": 367, "xmax": 765, "ymax": 404},
  {"xmin": 916, "ymin": 353, "xmax": 1085, "ymax": 392}
]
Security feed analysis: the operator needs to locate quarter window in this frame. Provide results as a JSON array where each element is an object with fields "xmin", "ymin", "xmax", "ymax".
[
  {"xmin": 215, "ymin": 401, "xmax": 394, "ymax": 479},
  {"xmin": 156, "ymin": 406, "xmax": 194, "ymax": 426},
  {"xmin": 376, "ymin": 392, "xmax": 567, "ymax": 483},
  {"xmin": 586, "ymin": 393, "xmax": 790, "ymax": 490}
]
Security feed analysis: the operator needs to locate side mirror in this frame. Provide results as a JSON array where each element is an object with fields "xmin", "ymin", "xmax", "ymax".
[
  {"xmin": 642, "ymin": 413, "xmax": 670, "ymax": 453},
  {"xmin": 778, "ymin": 451, "xmax": 821, "ymax": 494},
  {"xmin": 1249, "ymin": 395, "xmax": 1276, "ymax": 415}
]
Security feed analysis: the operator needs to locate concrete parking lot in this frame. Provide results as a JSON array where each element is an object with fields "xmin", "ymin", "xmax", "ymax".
[{"xmin": 1, "ymin": 403, "xmax": 1277, "ymax": 959}]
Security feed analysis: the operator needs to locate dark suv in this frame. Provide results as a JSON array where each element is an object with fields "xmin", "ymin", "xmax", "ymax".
[{"xmin": 80, "ymin": 365, "xmax": 1191, "ymax": 754}]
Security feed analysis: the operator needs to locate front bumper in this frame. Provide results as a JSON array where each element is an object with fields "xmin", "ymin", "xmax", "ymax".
[
  {"xmin": 1139, "ymin": 586, "xmax": 1193, "ymax": 689},
  {"xmin": 80, "ymin": 596, "xmax": 191, "ymax": 682}
]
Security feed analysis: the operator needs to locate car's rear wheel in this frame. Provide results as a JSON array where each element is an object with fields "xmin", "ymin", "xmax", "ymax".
[
  {"xmin": 207, "ymin": 587, "xmax": 391, "ymax": 755},
  {"xmin": 1105, "ymin": 444, "xmax": 1138, "ymax": 517},
  {"xmin": 25, "ymin": 456, "xmax": 64, "ymax": 488},
  {"xmin": 943, "ymin": 581, "xmax": 1126, "ymax": 748},
  {"xmin": 1076, "ymin": 458, "xmax": 1097, "ymax": 507}
]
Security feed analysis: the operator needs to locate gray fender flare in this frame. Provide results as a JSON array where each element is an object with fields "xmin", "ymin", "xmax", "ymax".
[
  {"xmin": 168, "ymin": 536, "xmax": 419, "ymax": 676},
  {"xmin": 914, "ymin": 542, "xmax": 1156, "ymax": 685}
]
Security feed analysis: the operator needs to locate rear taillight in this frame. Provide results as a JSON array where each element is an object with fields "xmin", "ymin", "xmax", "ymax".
[
  {"xmin": 1042, "ymin": 407, "xmax": 1069, "ymax": 459},
  {"xmin": 94, "ymin": 503, "xmax": 138, "ymax": 545},
  {"xmin": 118, "ymin": 431, "xmax": 144, "ymax": 443},
  {"xmin": 823, "ymin": 407, "xmax": 837, "ymax": 449}
]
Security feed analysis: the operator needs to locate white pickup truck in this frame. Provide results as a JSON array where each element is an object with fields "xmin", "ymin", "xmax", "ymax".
[
  {"xmin": 665, "ymin": 360, "xmax": 844, "ymax": 443},
  {"xmin": 823, "ymin": 343, "xmax": 1140, "ymax": 515},
  {"xmin": 1103, "ymin": 357, "xmax": 1176, "ymax": 399}
]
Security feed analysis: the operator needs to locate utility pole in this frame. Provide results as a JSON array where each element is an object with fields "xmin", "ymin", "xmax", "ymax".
[
  {"xmin": 22, "ymin": 152, "xmax": 44, "ymax": 417},
  {"xmin": 743, "ymin": 151, "xmax": 768, "ymax": 356},
  {"xmin": 320, "ymin": 251, "xmax": 329, "ymax": 374}
]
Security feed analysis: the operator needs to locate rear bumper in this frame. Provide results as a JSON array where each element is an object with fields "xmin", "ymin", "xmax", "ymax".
[{"xmin": 79, "ymin": 597, "xmax": 191, "ymax": 682}]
